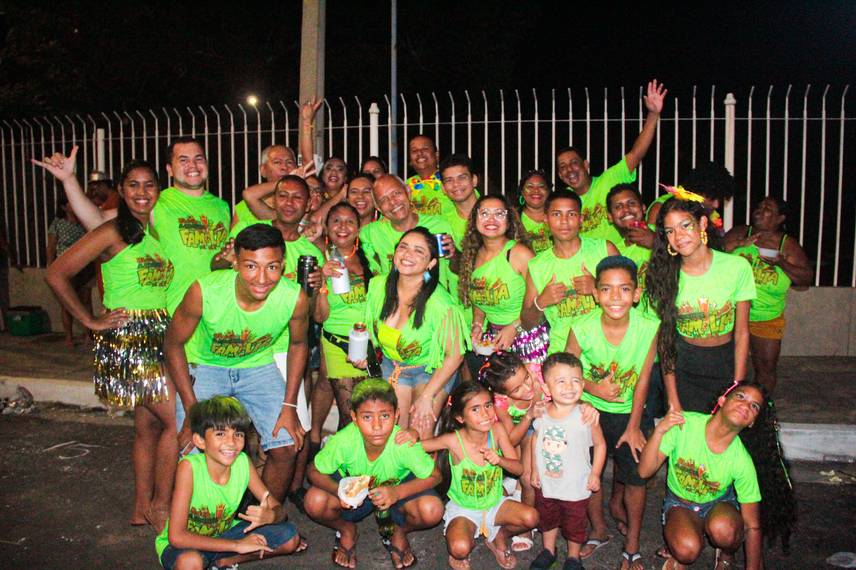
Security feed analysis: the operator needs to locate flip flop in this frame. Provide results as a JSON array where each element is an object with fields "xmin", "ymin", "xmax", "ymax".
[
  {"xmin": 511, "ymin": 534, "xmax": 533, "ymax": 552},
  {"xmin": 384, "ymin": 540, "xmax": 417, "ymax": 569},
  {"xmin": 714, "ymin": 548, "xmax": 735, "ymax": 569},
  {"xmin": 485, "ymin": 537, "xmax": 517, "ymax": 570},
  {"xmin": 620, "ymin": 550, "xmax": 644, "ymax": 570},
  {"xmin": 580, "ymin": 535, "xmax": 611, "ymax": 559},
  {"xmin": 448, "ymin": 554, "xmax": 471, "ymax": 570},
  {"xmin": 332, "ymin": 531, "xmax": 357, "ymax": 569}
]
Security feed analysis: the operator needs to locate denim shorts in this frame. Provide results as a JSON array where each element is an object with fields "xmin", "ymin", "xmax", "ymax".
[
  {"xmin": 380, "ymin": 358, "xmax": 459, "ymax": 393},
  {"xmin": 661, "ymin": 485, "xmax": 739, "ymax": 525},
  {"xmin": 332, "ymin": 473, "xmax": 440, "ymax": 527},
  {"xmin": 159, "ymin": 519, "xmax": 297, "ymax": 569},
  {"xmin": 177, "ymin": 363, "xmax": 294, "ymax": 451}
]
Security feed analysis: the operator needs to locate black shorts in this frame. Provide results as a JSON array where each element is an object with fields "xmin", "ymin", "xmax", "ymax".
[{"xmin": 598, "ymin": 411, "xmax": 653, "ymax": 487}]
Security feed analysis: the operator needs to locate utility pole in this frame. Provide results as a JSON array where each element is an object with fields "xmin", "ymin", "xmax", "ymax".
[
  {"xmin": 390, "ymin": 0, "xmax": 398, "ymax": 175},
  {"xmin": 299, "ymin": 0, "xmax": 326, "ymax": 160}
]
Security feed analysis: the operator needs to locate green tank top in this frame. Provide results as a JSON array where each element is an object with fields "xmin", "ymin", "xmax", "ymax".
[
  {"xmin": 101, "ymin": 230, "xmax": 173, "ymax": 311},
  {"xmin": 155, "ymin": 452, "xmax": 250, "ymax": 558},
  {"xmin": 448, "ymin": 430, "xmax": 504, "ymax": 511},
  {"xmin": 324, "ymin": 271, "xmax": 368, "ymax": 337},
  {"xmin": 468, "ymin": 240, "xmax": 526, "ymax": 326},
  {"xmin": 574, "ymin": 307, "xmax": 661, "ymax": 414},
  {"xmin": 507, "ymin": 402, "xmax": 529, "ymax": 425},
  {"xmin": 732, "ymin": 229, "xmax": 790, "ymax": 322},
  {"xmin": 528, "ymin": 237, "xmax": 610, "ymax": 354},
  {"xmin": 230, "ymin": 200, "xmax": 263, "ymax": 237},
  {"xmin": 229, "ymin": 216, "xmax": 272, "ymax": 239},
  {"xmin": 186, "ymin": 269, "xmax": 300, "ymax": 368},
  {"xmin": 152, "ymin": 187, "xmax": 231, "ymax": 314},
  {"xmin": 521, "ymin": 212, "xmax": 552, "ymax": 254}
]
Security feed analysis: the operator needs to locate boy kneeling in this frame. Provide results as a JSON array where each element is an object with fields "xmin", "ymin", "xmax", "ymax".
[
  {"xmin": 305, "ymin": 379, "xmax": 444, "ymax": 569},
  {"xmin": 155, "ymin": 396, "xmax": 304, "ymax": 569}
]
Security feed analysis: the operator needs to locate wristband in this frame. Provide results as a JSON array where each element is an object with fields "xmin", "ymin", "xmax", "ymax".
[
  {"xmin": 282, "ymin": 402, "xmax": 298, "ymax": 408},
  {"xmin": 533, "ymin": 296, "xmax": 545, "ymax": 312}
]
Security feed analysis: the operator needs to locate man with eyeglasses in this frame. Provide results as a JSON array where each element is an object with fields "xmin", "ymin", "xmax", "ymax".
[
  {"xmin": 439, "ymin": 154, "xmax": 481, "ymax": 248},
  {"xmin": 556, "ymin": 80, "xmax": 667, "ymax": 246}
]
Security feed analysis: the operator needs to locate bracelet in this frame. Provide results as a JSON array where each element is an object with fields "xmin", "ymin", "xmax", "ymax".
[
  {"xmin": 533, "ymin": 296, "xmax": 545, "ymax": 312},
  {"xmin": 282, "ymin": 402, "xmax": 298, "ymax": 408}
]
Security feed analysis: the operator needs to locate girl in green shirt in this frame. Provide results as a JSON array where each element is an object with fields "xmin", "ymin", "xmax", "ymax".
[
  {"xmin": 724, "ymin": 197, "xmax": 813, "ymax": 393},
  {"xmin": 419, "ymin": 382, "xmax": 537, "ymax": 570},
  {"xmin": 315, "ymin": 203, "xmax": 374, "ymax": 423},
  {"xmin": 358, "ymin": 227, "xmax": 468, "ymax": 440},
  {"xmin": 44, "ymin": 160, "xmax": 176, "ymax": 532},
  {"xmin": 516, "ymin": 169, "xmax": 553, "ymax": 254}
]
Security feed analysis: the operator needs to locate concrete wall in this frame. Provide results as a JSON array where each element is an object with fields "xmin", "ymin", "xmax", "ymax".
[{"xmin": 6, "ymin": 268, "xmax": 855, "ymax": 356}]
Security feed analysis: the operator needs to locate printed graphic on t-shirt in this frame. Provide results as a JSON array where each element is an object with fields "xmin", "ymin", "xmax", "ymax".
[
  {"xmin": 637, "ymin": 261, "xmax": 649, "ymax": 290},
  {"xmin": 136, "ymin": 254, "xmax": 174, "ymax": 287},
  {"xmin": 469, "ymin": 277, "xmax": 510, "ymax": 307},
  {"xmin": 556, "ymin": 289, "xmax": 596, "ymax": 319},
  {"xmin": 581, "ymin": 204, "xmax": 606, "ymax": 233},
  {"xmin": 187, "ymin": 503, "xmax": 234, "ymax": 537},
  {"xmin": 396, "ymin": 335, "xmax": 422, "ymax": 361},
  {"xmin": 411, "ymin": 194, "xmax": 442, "ymax": 216},
  {"xmin": 210, "ymin": 329, "xmax": 274, "ymax": 358},
  {"xmin": 177, "ymin": 215, "xmax": 228, "ymax": 250},
  {"xmin": 738, "ymin": 254, "xmax": 780, "ymax": 286},
  {"xmin": 674, "ymin": 457, "xmax": 721, "ymax": 497},
  {"xmin": 460, "ymin": 466, "xmax": 502, "ymax": 497},
  {"xmin": 339, "ymin": 275, "xmax": 367, "ymax": 305},
  {"xmin": 527, "ymin": 228, "xmax": 552, "ymax": 253},
  {"xmin": 541, "ymin": 424, "xmax": 568, "ymax": 478},
  {"xmin": 407, "ymin": 177, "xmax": 444, "ymax": 216},
  {"xmin": 589, "ymin": 362, "xmax": 639, "ymax": 395},
  {"xmin": 676, "ymin": 299, "xmax": 734, "ymax": 337}
]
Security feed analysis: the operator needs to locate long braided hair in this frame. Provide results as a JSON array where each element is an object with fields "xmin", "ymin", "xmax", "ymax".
[{"xmin": 457, "ymin": 195, "xmax": 530, "ymax": 306}]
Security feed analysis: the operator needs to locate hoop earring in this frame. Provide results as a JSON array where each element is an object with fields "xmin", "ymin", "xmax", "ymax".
[
  {"xmin": 700, "ymin": 229, "xmax": 708, "ymax": 245},
  {"xmin": 519, "ymin": 194, "xmax": 525, "ymax": 206},
  {"xmin": 667, "ymin": 244, "xmax": 678, "ymax": 257}
]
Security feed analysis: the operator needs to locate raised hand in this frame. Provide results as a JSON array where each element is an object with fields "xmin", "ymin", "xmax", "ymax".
[
  {"xmin": 537, "ymin": 274, "xmax": 568, "ymax": 308},
  {"xmin": 655, "ymin": 409, "xmax": 686, "ymax": 435},
  {"xmin": 644, "ymin": 80, "xmax": 668, "ymax": 115},
  {"xmin": 572, "ymin": 263, "xmax": 595, "ymax": 296},
  {"xmin": 32, "ymin": 146, "xmax": 79, "ymax": 182},
  {"xmin": 300, "ymin": 97, "xmax": 323, "ymax": 126},
  {"xmin": 213, "ymin": 239, "xmax": 237, "ymax": 266},
  {"xmin": 238, "ymin": 491, "xmax": 276, "ymax": 533}
]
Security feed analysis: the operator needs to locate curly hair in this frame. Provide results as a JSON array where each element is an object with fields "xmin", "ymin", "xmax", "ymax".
[
  {"xmin": 457, "ymin": 195, "xmax": 530, "ymax": 306},
  {"xmin": 477, "ymin": 351, "xmax": 526, "ymax": 395},
  {"xmin": 646, "ymin": 198, "xmax": 710, "ymax": 373},
  {"xmin": 724, "ymin": 380, "xmax": 796, "ymax": 553},
  {"xmin": 683, "ymin": 161, "xmax": 737, "ymax": 203}
]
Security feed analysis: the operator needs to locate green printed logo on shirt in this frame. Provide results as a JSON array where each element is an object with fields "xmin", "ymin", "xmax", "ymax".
[
  {"xmin": 581, "ymin": 203, "xmax": 607, "ymax": 234},
  {"xmin": 210, "ymin": 329, "xmax": 274, "ymax": 359},
  {"xmin": 674, "ymin": 457, "xmax": 721, "ymax": 497},
  {"xmin": 589, "ymin": 362, "xmax": 639, "ymax": 396},
  {"xmin": 556, "ymin": 290, "xmax": 597, "ymax": 319},
  {"xmin": 460, "ymin": 466, "xmax": 502, "ymax": 498},
  {"xmin": 677, "ymin": 299, "xmax": 734, "ymax": 337},
  {"xmin": 340, "ymin": 275, "xmax": 367, "ymax": 305},
  {"xmin": 136, "ymin": 254, "xmax": 174, "ymax": 288},
  {"xmin": 739, "ymin": 254, "xmax": 780, "ymax": 287},
  {"xmin": 468, "ymin": 277, "xmax": 511, "ymax": 307},
  {"xmin": 178, "ymin": 214, "xmax": 228, "ymax": 250},
  {"xmin": 187, "ymin": 503, "xmax": 235, "ymax": 537},
  {"xmin": 396, "ymin": 335, "xmax": 423, "ymax": 361}
]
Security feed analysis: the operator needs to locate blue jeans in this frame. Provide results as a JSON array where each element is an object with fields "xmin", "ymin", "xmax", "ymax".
[
  {"xmin": 177, "ymin": 363, "xmax": 294, "ymax": 451},
  {"xmin": 159, "ymin": 520, "xmax": 297, "ymax": 569},
  {"xmin": 380, "ymin": 358, "xmax": 459, "ymax": 393},
  {"xmin": 662, "ymin": 485, "xmax": 739, "ymax": 525},
  {"xmin": 333, "ymin": 473, "xmax": 440, "ymax": 527}
]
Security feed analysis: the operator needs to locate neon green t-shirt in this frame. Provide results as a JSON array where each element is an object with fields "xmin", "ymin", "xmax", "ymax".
[
  {"xmin": 324, "ymin": 271, "xmax": 368, "ymax": 337},
  {"xmin": 406, "ymin": 172, "xmax": 456, "ymax": 218},
  {"xmin": 155, "ymin": 452, "xmax": 250, "ymax": 560},
  {"xmin": 359, "ymin": 214, "xmax": 457, "ymax": 298},
  {"xmin": 659, "ymin": 412, "xmax": 761, "ymax": 504},
  {"xmin": 101, "ymin": 231, "xmax": 174, "ymax": 311},
  {"xmin": 152, "ymin": 187, "xmax": 230, "ymax": 314},
  {"xmin": 732, "ymin": 235, "xmax": 791, "ymax": 322},
  {"xmin": 521, "ymin": 212, "xmax": 552, "ymax": 254},
  {"xmin": 364, "ymin": 274, "xmax": 468, "ymax": 371},
  {"xmin": 230, "ymin": 200, "xmax": 263, "ymax": 237},
  {"xmin": 186, "ymin": 269, "xmax": 300, "ymax": 368},
  {"xmin": 446, "ymin": 190, "xmax": 480, "ymax": 248},
  {"xmin": 614, "ymin": 234, "xmax": 653, "ymax": 314},
  {"xmin": 572, "ymin": 158, "xmax": 635, "ymax": 245},
  {"xmin": 468, "ymin": 240, "xmax": 526, "ymax": 326},
  {"xmin": 314, "ymin": 423, "xmax": 435, "ymax": 485},
  {"xmin": 676, "ymin": 250, "xmax": 757, "ymax": 338},
  {"xmin": 575, "ymin": 308, "xmax": 660, "ymax": 414},
  {"xmin": 448, "ymin": 429, "xmax": 504, "ymax": 510},
  {"xmin": 228, "ymin": 217, "xmax": 272, "ymax": 240},
  {"xmin": 528, "ymin": 238, "xmax": 611, "ymax": 354},
  {"xmin": 646, "ymin": 193, "xmax": 670, "ymax": 219}
]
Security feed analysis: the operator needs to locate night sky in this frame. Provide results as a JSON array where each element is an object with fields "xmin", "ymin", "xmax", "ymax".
[{"xmin": 0, "ymin": 1, "xmax": 853, "ymax": 116}]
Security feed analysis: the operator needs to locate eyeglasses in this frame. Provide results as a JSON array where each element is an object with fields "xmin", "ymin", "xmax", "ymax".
[{"xmin": 478, "ymin": 208, "xmax": 508, "ymax": 220}]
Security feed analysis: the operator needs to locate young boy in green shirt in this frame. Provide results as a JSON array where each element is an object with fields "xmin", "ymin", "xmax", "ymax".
[
  {"xmin": 155, "ymin": 396, "xmax": 304, "ymax": 569},
  {"xmin": 304, "ymin": 379, "xmax": 444, "ymax": 569},
  {"xmin": 564, "ymin": 256, "xmax": 660, "ymax": 568}
]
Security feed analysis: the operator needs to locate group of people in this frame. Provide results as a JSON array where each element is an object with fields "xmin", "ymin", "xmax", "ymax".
[{"xmin": 36, "ymin": 79, "xmax": 811, "ymax": 570}]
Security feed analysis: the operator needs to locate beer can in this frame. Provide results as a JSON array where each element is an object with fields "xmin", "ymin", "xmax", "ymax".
[{"xmin": 434, "ymin": 233, "xmax": 447, "ymax": 257}]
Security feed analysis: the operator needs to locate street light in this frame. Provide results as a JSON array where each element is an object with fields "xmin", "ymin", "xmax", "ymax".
[{"xmin": 247, "ymin": 95, "xmax": 259, "ymax": 107}]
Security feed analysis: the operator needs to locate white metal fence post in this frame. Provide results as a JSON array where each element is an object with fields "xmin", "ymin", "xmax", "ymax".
[
  {"xmin": 369, "ymin": 102, "xmax": 380, "ymax": 157},
  {"xmin": 723, "ymin": 92, "xmax": 737, "ymax": 231},
  {"xmin": 96, "ymin": 128, "xmax": 106, "ymax": 172}
]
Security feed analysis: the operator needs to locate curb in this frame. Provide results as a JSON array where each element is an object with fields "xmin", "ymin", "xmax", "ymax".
[{"xmin": 2, "ymin": 375, "xmax": 853, "ymax": 462}]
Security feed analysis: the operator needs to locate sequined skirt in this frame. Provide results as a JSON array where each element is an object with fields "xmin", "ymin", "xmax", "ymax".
[
  {"xmin": 486, "ymin": 322, "xmax": 550, "ymax": 364},
  {"xmin": 92, "ymin": 308, "xmax": 170, "ymax": 407}
]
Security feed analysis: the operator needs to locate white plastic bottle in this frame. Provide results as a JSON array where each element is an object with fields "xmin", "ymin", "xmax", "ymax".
[
  {"xmin": 348, "ymin": 322, "xmax": 369, "ymax": 362},
  {"xmin": 329, "ymin": 245, "xmax": 351, "ymax": 295}
]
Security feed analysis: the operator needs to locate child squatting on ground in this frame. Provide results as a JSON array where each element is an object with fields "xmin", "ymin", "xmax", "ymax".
[
  {"xmin": 155, "ymin": 396, "xmax": 305, "ymax": 569},
  {"xmin": 303, "ymin": 378, "xmax": 444, "ymax": 569},
  {"xmin": 530, "ymin": 352, "xmax": 607, "ymax": 570}
]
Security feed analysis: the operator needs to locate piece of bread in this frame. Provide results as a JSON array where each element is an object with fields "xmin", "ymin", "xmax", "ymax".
[{"xmin": 342, "ymin": 475, "xmax": 371, "ymax": 498}]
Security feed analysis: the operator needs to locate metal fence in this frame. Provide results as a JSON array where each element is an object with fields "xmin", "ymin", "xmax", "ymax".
[{"xmin": 1, "ymin": 84, "xmax": 852, "ymax": 285}]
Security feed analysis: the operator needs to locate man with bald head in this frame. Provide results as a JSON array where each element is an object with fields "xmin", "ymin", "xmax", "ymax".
[{"xmin": 360, "ymin": 174, "xmax": 458, "ymax": 295}]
